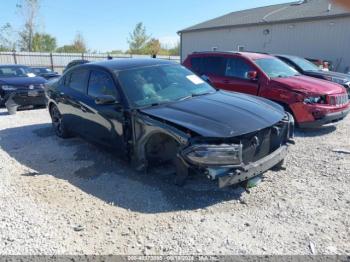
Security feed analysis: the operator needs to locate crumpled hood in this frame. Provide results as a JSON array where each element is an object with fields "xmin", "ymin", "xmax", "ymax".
[
  {"xmin": 140, "ymin": 91, "xmax": 285, "ymax": 138},
  {"xmin": 0, "ymin": 76, "xmax": 47, "ymax": 86},
  {"xmin": 272, "ymin": 75, "xmax": 345, "ymax": 95}
]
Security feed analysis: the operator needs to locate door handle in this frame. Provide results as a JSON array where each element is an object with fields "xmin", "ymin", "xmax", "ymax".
[{"xmin": 223, "ymin": 80, "xmax": 230, "ymax": 84}]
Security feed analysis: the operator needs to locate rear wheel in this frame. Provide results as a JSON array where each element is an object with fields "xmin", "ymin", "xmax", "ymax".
[{"xmin": 50, "ymin": 104, "xmax": 71, "ymax": 138}]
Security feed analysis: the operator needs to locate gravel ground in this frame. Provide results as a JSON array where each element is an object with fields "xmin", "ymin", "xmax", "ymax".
[{"xmin": 0, "ymin": 107, "xmax": 349, "ymax": 255}]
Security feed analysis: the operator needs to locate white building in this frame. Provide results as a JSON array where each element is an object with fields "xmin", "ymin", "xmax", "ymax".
[{"xmin": 178, "ymin": 0, "xmax": 350, "ymax": 73}]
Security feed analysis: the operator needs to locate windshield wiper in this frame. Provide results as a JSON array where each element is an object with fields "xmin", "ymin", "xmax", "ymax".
[
  {"xmin": 191, "ymin": 92, "xmax": 214, "ymax": 97},
  {"xmin": 177, "ymin": 92, "xmax": 213, "ymax": 102}
]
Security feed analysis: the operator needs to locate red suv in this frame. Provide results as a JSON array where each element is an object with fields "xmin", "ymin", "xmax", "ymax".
[{"xmin": 183, "ymin": 52, "xmax": 350, "ymax": 128}]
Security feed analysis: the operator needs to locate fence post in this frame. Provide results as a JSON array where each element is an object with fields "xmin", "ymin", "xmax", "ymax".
[
  {"xmin": 82, "ymin": 53, "xmax": 84, "ymax": 60},
  {"xmin": 12, "ymin": 51, "xmax": 17, "ymax": 64},
  {"xmin": 50, "ymin": 53, "xmax": 54, "ymax": 71}
]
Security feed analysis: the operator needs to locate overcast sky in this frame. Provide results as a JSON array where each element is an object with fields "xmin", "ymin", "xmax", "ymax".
[{"xmin": 1, "ymin": 0, "xmax": 292, "ymax": 52}]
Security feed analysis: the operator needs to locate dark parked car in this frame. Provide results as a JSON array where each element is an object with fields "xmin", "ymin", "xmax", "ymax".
[
  {"xmin": 275, "ymin": 54, "xmax": 350, "ymax": 97},
  {"xmin": 184, "ymin": 52, "xmax": 350, "ymax": 128},
  {"xmin": 32, "ymin": 67, "xmax": 60, "ymax": 80},
  {"xmin": 63, "ymin": 59, "xmax": 89, "ymax": 73},
  {"xmin": 305, "ymin": 58, "xmax": 333, "ymax": 71},
  {"xmin": 46, "ymin": 59, "xmax": 294, "ymax": 188},
  {"xmin": 0, "ymin": 65, "xmax": 47, "ymax": 112}
]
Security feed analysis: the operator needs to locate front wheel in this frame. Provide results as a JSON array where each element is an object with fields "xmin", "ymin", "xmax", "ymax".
[{"xmin": 49, "ymin": 104, "xmax": 71, "ymax": 138}]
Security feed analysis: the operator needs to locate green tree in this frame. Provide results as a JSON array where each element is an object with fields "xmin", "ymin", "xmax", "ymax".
[
  {"xmin": 0, "ymin": 23, "xmax": 14, "ymax": 51},
  {"xmin": 145, "ymin": 38, "xmax": 161, "ymax": 56},
  {"xmin": 32, "ymin": 33, "xmax": 56, "ymax": 52},
  {"xmin": 110, "ymin": 49, "xmax": 124, "ymax": 54},
  {"xmin": 55, "ymin": 45, "xmax": 76, "ymax": 53},
  {"xmin": 72, "ymin": 32, "xmax": 86, "ymax": 53},
  {"xmin": 17, "ymin": 0, "xmax": 40, "ymax": 51},
  {"xmin": 168, "ymin": 41, "xmax": 180, "ymax": 56},
  {"xmin": 56, "ymin": 32, "xmax": 87, "ymax": 53},
  {"xmin": 127, "ymin": 22, "xmax": 150, "ymax": 54}
]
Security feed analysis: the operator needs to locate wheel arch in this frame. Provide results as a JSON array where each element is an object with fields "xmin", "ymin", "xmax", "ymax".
[{"xmin": 133, "ymin": 127, "xmax": 186, "ymax": 170}]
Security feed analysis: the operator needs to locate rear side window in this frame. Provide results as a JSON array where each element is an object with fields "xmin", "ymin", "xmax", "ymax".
[
  {"xmin": 68, "ymin": 69, "xmax": 89, "ymax": 93},
  {"xmin": 225, "ymin": 58, "xmax": 253, "ymax": 79},
  {"xmin": 191, "ymin": 57, "xmax": 203, "ymax": 74},
  {"xmin": 191, "ymin": 56, "xmax": 226, "ymax": 76},
  {"xmin": 88, "ymin": 70, "xmax": 118, "ymax": 99}
]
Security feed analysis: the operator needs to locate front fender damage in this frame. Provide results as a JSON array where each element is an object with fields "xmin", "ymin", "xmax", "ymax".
[{"xmin": 130, "ymin": 111, "xmax": 191, "ymax": 174}]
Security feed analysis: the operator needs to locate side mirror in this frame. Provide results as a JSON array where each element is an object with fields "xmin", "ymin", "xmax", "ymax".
[
  {"xmin": 94, "ymin": 95, "xmax": 119, "ymax": 105},
  {"xmin": 247, "ymin": 71, "xmax": 258, "ymax": 81}
]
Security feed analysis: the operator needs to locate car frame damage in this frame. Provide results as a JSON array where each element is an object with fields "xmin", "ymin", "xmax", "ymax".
[{"xmin": 130, "ymin": 110, "xmax": 295, "ymax": 188}]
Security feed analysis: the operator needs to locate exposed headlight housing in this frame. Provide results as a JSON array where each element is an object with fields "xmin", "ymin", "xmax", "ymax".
[
  {"xmin": 304, "ymin": 95, "xmax": 327, "ymax": 104},
  {"xmin": 183, "ymin": 144, "xmax": 243, "ymax": 166},
  {"xmin": 1, "ymin": 85, "xmax": 17, "ymax": 91},
  {"xmin": 304, "ymin": 96, "xmax": 322, "ymax": 104}
]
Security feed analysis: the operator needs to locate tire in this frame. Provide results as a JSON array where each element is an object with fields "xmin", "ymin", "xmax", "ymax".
[{"xmin": 49, "ymin": 104, "xmax": 71, "ymax": 138}]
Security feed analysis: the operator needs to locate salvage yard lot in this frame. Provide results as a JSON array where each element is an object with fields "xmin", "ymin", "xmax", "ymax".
[{"xmin": 0, "ymin": 108, "xmax": 349, "ymax": 255}]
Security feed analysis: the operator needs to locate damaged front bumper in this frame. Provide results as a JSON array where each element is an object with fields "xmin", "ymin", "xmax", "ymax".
[
  {"xmin": 217, "ymin": 145, "xmax": 288, "ymax": 188},
  {"xmin": 298, "ymin": 107, "xmax": 350, "ymax": 128},
  {"xmin": 0, "ymin": 90, "xmax": 47, "ymax": 108},
  {"xmin": 177, "ymin": 114, "xmax": 294, "ymax": 188}
]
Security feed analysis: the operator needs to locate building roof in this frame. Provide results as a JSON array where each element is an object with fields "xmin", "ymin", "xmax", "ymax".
[{"xmin": 179, "ymin": 0, "xmax": 350, "ymax": 33}]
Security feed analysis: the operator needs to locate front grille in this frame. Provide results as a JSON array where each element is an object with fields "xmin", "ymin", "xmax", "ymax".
[
  {"xmin": 240, "ymin": 120, "xmax": 288, "ymax": 165},
  {"xmin": 327, "ymin": 94, "xmax": 349, "ymax": 106}
]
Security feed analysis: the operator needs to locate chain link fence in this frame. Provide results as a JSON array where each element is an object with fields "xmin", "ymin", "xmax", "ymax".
[{"xmin": 0, "ymin": 51, "xmax": 180, "ymax": 74}]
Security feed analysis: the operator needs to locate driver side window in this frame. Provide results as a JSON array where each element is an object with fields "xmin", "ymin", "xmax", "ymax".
[
  {"xmin": 88, "ymin": 70, "xmax": 118, "ymax": 99},
  {"xmin": 225, "ymin": 58, "xmax": 253, "ymax": 79}
]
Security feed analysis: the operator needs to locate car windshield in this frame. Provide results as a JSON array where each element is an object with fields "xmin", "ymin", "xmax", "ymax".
[
  {"xmin": 0, "ymin": 66, "xmax": 35, "ymax": 78},
  {"xmin": 255, "ymin": 58, "xmax": 300, "ymax": 78},
  {"xmin": 287, "ymin": 56, "xmax": 320, "ymax": 71},
  {"xmin": 117, "ymin": 64, "xmax": 216, "ymax": 107}
]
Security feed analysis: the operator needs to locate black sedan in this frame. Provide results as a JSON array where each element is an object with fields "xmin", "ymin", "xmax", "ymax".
[
  {"xmin": 32, "ymin": 67, "xmax": 60, "ymax": 80},
  {"xmin": 46, "ymin": 59, "xmax": 294, "ymax": 188},
  {"xmin": 0, "ymin": 65, "xmax": 47, "ymax": 112},
  {"xmin": 275, "ymin": 54, "xmax": 350, "ymax": 97}
]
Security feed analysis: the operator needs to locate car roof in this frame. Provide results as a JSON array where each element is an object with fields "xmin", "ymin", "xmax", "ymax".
[
  {"xmin": 189, "ymin": 51, "xmax": 273, "ymax": 60},
  {"xmin": 238, "ymin": 52, "xmax": 272, "ymax": 60},
  {"xmin": 0, "ymin": 64, "xmax": 30, "ymax": 67},
  {"xmin": 87, "ymin": 58, "xmax": 177, "ymax": 71},
  {"xmin": 274, "ymin": 54, "xmax": 299, "ymax": 60}
]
